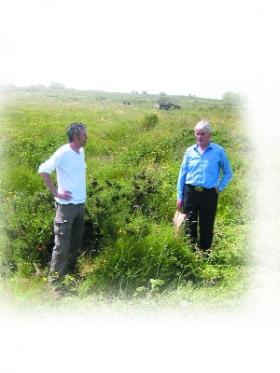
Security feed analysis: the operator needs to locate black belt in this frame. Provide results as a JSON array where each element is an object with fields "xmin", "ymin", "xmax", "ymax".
[
  {"xmin": 68, "ymin": 203, "xmax": 85, "ymax": 205},
  {"xmin": 56, "ymin": 202, "xmax": 85, "ymax": 206},
  {"xmin": 186, "ymin": 184, "xmax": 215, "ymax": 192}
]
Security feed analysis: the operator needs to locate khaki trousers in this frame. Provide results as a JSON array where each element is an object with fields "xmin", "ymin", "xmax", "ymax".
[{"xmin": 49, "ymin": 203, "xmax": 85, "ymax": 282}]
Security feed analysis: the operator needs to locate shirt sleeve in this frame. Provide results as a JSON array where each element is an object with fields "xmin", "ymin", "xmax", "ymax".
[
  {"xmin": 218, "ymin": 148, "xmax": 233, "ymax": 192},
  {"xmin": 38, "ymin": 150, "xmax": 61, "ymax": 174},
  {"xmin": 177, "ymin": 151, "xmax": 189, "ymax": 200}
]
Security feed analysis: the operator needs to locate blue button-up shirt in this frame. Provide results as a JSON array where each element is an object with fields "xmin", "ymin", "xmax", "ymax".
[{"xmin": 177, "ymin": 142, "xmax": 233, "ymax": 200}]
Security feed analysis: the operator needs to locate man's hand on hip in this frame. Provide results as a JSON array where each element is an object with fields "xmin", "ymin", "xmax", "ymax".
[
  {"xmin": 176, "ymin": 199, "xmax": 183, "ymax": 209},
  {"xmin": 57, "ymin": 190, "xmax": 73, "ymax": 201}
]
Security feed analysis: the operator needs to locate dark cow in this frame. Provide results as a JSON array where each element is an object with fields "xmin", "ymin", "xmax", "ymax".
[
  {"xmin": 172, "ymin": 104, "xmax": 181, "ymax": 110},
  {"xmin": 156, "ymin": 102, "xmax": 181, "ymax": 110}
]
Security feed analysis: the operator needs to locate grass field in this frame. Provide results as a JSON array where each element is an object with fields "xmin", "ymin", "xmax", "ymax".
[{"xmin": 0, "ymin": 87, "xmax": 249, "ymax": 309}]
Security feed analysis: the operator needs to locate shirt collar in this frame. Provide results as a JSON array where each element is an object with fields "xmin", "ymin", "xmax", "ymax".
[{"xmin": 194, "ymin": 141, "xmax": 213, "ymax": 151}]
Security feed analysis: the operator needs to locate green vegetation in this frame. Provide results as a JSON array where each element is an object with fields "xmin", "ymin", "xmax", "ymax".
[{"xmin": 0, "ymin": 87, "xmax": 249, "ymax": 308}]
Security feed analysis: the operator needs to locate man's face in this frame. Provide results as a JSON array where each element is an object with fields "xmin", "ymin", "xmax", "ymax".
[
  {"xmin": 76, "ymin": 128, "xmax": 88, "ymax": 147},
  {"xmin": 195, "ymin": 128, "xmax": 211, "ymax": 148}
]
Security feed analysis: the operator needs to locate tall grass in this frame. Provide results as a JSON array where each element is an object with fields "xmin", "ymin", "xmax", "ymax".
[{"xmin": 0, "ymin": 88, "xmax": 249, "ymax": 303}]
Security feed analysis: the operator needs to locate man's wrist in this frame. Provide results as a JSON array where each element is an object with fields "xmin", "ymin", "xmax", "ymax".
[{"xmin": 176, "ymin": 199, "xmax": 183, "ymax": 208}]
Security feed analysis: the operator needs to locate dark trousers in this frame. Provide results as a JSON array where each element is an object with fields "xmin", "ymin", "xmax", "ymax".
[
  {"xmin": 182, "ymin": 184, "xmax": 218, "ymax": 251},
  {"xmin": 49, "ymin": 203, "xmax": 85, "ymax": 283}
]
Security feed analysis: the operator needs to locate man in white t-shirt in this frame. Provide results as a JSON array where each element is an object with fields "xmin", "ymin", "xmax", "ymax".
[{"xmin": 38, "ymin": 123, "xmax": 88, "ymax": 287}]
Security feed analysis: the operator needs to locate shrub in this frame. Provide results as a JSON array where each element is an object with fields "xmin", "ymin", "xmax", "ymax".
[{"xmin": 142, "ymin": 113, "xmax": 159, "ymax": 129}]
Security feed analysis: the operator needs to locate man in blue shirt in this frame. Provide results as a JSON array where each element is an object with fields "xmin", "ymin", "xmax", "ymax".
[{"xmin": 177, "ymin": 120, "xmax": 232, "ymax": 252}]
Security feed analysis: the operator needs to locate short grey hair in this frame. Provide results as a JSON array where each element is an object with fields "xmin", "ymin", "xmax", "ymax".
[
  {"xmin": 194, "ymin": 120, "xmax": 212, "ymax": 133},
  {"xmin": 67, "ymin": 122, "xmax": 87, "ymax": 142}
]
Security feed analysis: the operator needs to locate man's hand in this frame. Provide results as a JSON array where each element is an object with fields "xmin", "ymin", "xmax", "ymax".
[
  {"xmin": 176, "ymin": 199, "xmax": 183, "ymax": 209},
  {"xmin": 57, "ymin": 190, "xmax": 73, "ymax": 201},
  {"xmin": 40, "ymin": 173, "xmax": 73, "ymax": 201}
]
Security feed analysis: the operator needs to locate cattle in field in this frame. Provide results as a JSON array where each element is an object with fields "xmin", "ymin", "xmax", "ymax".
[{"xmin": 155, "ymin": 102, "xmax": 181, "ymax": 110}]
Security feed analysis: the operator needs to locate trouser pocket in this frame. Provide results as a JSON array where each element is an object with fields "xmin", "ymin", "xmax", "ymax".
[
  {"xmin": 53, "ymin": 218, "xmax": 71, "ymax": 257},
  {"xmin": 54, "ymin": 219, "xmax": 69, "ymax": 237}
]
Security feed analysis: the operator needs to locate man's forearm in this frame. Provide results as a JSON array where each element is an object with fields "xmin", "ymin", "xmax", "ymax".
[
  {"xmin": 40, "ymin": 172, "xmax": 58, "ymax": 197},
  {"xmin": 40, "ymin": 172, "xmax": 73, "ymax": 201}
]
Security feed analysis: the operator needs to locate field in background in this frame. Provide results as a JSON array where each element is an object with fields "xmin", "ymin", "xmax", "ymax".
[{"xmin": 0, "ymin": 87, "xmax": 249, "ymax": 309}]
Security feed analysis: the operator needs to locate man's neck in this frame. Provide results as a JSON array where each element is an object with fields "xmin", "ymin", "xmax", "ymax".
[
  {"xmin": 70, "ymin": 142, "xmax": 81, "ymax": 153},
  {"xmin": 197, "ymin": 142, "xmax": 210, "ymax": 153}
]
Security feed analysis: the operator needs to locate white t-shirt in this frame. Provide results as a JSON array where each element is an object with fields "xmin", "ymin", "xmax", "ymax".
[{"xmin": 38, "ymin": 144, "xmax": 86, "ymax": 204}]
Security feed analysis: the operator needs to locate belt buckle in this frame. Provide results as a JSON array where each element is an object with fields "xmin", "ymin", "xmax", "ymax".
[{"xmin": 195, "ymin": 186, "xmax": 204, "ymax": 192}]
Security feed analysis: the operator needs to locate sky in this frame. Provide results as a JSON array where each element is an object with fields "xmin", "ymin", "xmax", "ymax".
[
  {"xmin": 1, "ymin": 0, "xmax": 280, "ymax": 372},
  {"xmin": 1, "ymin": 0, "xmax": 279, "ymax": 99}
]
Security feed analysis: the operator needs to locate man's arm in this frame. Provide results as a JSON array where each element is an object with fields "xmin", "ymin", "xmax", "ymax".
[
  {"xmin": 176, "ymin": 151, "xmax": 189, "ymax": 209},
  {"xmin": 40, "ymin": 172, "xmax": 72, "ymax": 201},
  {"xmin": 218, "ymin": 149, "xmax": 233, "ymax": 192}
]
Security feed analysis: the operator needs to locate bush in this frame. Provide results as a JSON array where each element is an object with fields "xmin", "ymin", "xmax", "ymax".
[{"xmin": 142, "ymin": 113, "xmax": 159, "ymax": 129}]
